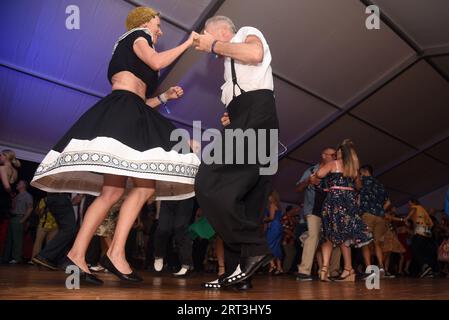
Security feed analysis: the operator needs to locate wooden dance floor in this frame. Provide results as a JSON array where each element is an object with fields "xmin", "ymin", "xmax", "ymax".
[{"xmin": 1, "ymin": 265, "xmax": 448, "ymax": 300}]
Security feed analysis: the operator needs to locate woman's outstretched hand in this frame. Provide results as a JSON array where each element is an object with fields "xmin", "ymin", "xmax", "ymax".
[{"xmin": 187, "ymin": 31, "xmax": 201, "ymax": 47}]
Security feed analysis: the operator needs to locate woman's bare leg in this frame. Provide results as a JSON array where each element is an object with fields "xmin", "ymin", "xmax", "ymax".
[
  {"xmin": 107, "ymin": 178, "xmax": 155, "ymax": 274},
  {"xmin": 339, "ymin": 244, "xmax": 353, "ymax": 277},
  {"xmin": 384, "ymin": 252, "xmax": 391, "ymax": 273},
  {"xmin": 269, "ymin": 260, "xmax": 275, "ymax": 272},
  {"xmin": 319, "ymin": 241, "xmax": 333, "ymax": 280},
  {"xmin": 405, "ymin": 259, "xmax": 411, "ymax": 274},
  {"xmin": 67, "ymin": 174, "xmax": 126, "ymax": 273},
  {"xmin": 104, "ymin": 236, "xmax": 112, "ymax": 248},
  {"xmin": 216, "ymin": 236, "xmax": 225, "ymax": 276},
  {"xmin": 276, "ymin": 258, "xmax": 283, "ymax": 273},
  {"xmin": 398, "ymin": 254, "xmax": 404, "ymax": 274},
  {"xmin": 321, "ymin": 241, "xmax": 333, "ymax": 268},
  {"xmin": 316, "ymin": 249, "xmax": 323, "ymax": 272},
  {"xmin": 100, "ymin": 236, "xmax": 111, "ymax": 258}
]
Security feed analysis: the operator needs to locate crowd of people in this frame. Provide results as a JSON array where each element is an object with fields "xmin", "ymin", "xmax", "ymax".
[
  {"xmin": 1, "ymin": 145, "xmax": 448, "ymax": 288},
  {"xmin": 263, "ymin": 144, "xmax": 449, "ymax": 281}
]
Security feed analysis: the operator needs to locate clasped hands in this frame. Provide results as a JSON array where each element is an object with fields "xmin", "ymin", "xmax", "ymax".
[
  {"xmin": 192, "ymin": 31, "xmax": 231, "ymax": 126},
  {"xmin": 172, "ymin": 31, "xmax": 230, "ymax": 126},
  {"xmin": 188, "ymin": 31, "xmax": 216, "ymax": 53}
]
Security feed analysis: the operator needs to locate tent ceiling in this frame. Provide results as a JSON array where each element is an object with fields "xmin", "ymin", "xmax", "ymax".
[
  {"xmin": 351, "ymin": 60, "xmax": 449, "ymax": 147},
  {"xmin": 289, "ymin": 115, "xmax": 416, "ymax": 170},
  {"xmin": 1, "ymin": 0, "xmax": 448, "ymax": 206},
  {"xmin": 370, "ymin": 0, "xmax": 449, "ymax": 50},
  {"xmin": 431, "ymin": 56, "xmax": 449, "ymax": 79},
  {"xmin": 427, "ymin": 138, "xmax": 449, "ymax": 166}
]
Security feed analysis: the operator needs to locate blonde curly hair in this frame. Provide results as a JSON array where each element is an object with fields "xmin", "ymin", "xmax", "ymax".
[
  {"xmin": 126, "ymin": 7, "xmax": 160, "ymax": 31},
  {"xmin": 1, "ymin": 149, "xmax": 21, "ymax": 168}
]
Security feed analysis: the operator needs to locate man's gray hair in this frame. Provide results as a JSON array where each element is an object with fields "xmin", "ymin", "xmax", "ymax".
[{"xmin": 205, "ymin": 15, "xmax": 237, "ymax": 33}]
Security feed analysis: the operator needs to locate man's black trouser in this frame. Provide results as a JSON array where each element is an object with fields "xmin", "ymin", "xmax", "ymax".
[
  {"xmin": 39, "ymin": 193, "xmax": 77, "ymax": 265},
  {"xmin": 154, "ymin": 198, "xmax": 194, "ymax": 267},
  {"xmin": 195, "ymin": 90, "xmax": 279, "ymax": 275}
]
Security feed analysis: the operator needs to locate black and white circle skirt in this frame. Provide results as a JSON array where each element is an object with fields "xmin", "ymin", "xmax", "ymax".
[{"xmin": 31, "ymin": 90, "xmax": 200, "ymax": 200}]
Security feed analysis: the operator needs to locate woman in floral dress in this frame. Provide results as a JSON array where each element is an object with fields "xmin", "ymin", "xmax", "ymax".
[{"xmin": 314, "ymin": 139, "xmax": 372, "ymax": 282}]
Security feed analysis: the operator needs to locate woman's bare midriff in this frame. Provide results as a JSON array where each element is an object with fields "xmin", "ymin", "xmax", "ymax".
[{"xmin": 111, "ymin": 71, "xmax": 147, "ymax": 100}]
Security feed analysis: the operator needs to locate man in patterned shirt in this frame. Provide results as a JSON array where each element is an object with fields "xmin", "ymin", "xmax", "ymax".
[{"xmin": 360, "ymin": 165, "xmax": 391, "ymax": 277}]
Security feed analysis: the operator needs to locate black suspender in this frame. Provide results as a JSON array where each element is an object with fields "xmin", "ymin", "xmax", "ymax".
[{"xmin": 230, "ymin": 58, "xmax": 246, "ymax": 97}]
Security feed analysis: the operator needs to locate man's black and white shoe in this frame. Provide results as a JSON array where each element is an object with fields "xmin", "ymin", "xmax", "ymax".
[
  {"xmin": 202, "ymin": 265, "xmax": 242, "ymax": 289},
  {"xmin": 230, "ymin": 278, "xmax": 253, "ymax": 291},
  {"xmin": 222, "ymin": 254, "xmax": 272, "ymax": 287},
  {"xmin": 202, "ymin": 278, "xmax": 223, "ymax": 289},
  {"xmin": 173, "ymin": 265, "xmax": 191, "ymax": 277},
  {"xmin": 154, "ymin": 258, "xmax": 164, "ymax": 272}
]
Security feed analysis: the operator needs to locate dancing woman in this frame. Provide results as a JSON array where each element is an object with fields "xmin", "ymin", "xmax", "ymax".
[
  {"xmin": 314, "ymin": 139, "xmax": 372, "ymax": 282},
  {"xmin": 0, "ymin": 150, "xmax": 20, "ymax": 219},
  {"xmin": 0, "ymin": 150, "xmax": 20, "ymax": 264},
  {"xmin": 264, "ymin": 191, "xmax": 284, "ymax": 275},
  {"xmin": 31, "ymin": 7, "xmax": 199, "ymax": 284}
]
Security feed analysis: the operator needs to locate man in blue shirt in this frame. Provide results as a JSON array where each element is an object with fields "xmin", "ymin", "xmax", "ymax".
[{"xmin": 295, "ymin": 147, "xmax": 341, "ymax": 280}]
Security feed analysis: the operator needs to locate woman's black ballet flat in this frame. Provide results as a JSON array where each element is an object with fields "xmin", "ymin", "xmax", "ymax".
[
  {"xmin": 65, "ymin": 256, "xmax": 103, "ymax": 286},
  {"xmin": 100, "ymin": 255, "xmax": 143, "ymax": 282},
  {"xmin": 80, "ymin": 272, "xmax": 104, "ymax": 285}
]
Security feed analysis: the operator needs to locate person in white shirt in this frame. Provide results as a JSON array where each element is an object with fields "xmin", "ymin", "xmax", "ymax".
[{"xmin": 193, "ymin": 16, "xmax": 279, "ymax": 290}]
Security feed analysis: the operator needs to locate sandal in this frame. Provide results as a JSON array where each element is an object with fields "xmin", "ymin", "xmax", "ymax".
[
  {"xmin": 334, "ymin": 268, "xmax": 355, "ymax": 282},
  {"xmin": 319, "ymin": 265, "xmax": 331, "ymax": 282}
]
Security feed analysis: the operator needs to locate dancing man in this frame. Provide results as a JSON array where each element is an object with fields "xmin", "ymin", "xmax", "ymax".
[
  {"xmin": 359, "ymin": 164, "xmax": 391, "ymax": 278},
  {"xmin": 194, "ymin": 16, "xmax": 279, "ymax": 289},
  {"xmin": 295, "ymin": 147, "xmax": 342, "ymax": 281}
]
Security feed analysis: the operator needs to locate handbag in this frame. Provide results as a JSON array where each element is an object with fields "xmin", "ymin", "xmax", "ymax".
[{"xmin": 188, "ymin": 216, "xmax": 215, "ymax": 240}]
